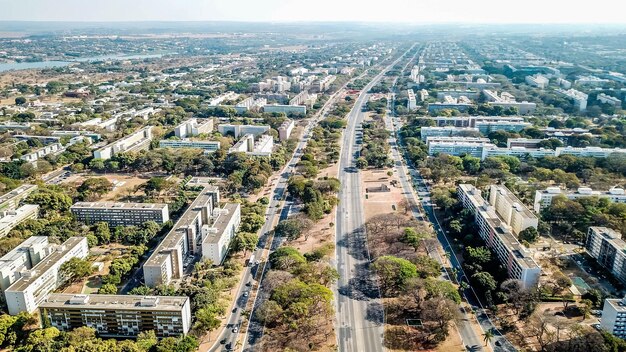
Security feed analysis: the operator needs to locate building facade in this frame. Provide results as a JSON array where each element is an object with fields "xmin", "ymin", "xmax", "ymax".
[
  {"xmin": 586, "ymin": 227, "xmax": 626, "ymax": 284},
  {"xmin": 71, "ymin": 202, "xmax": 169, "ymax": 227},
  {"xmin": 534, "ymin": 187, "xmax": 626, "ymax": 212}
]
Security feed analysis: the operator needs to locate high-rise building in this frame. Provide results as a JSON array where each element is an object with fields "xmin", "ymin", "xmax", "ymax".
[
  {"xmin": 0, "ymin": 236, "xmax": 49, "ymax": 291},
  {"xmin": 488, "ymin": 185, "xmax": 538, "ymax": 235},
  {"xmin": 601, "ymin": 297, "xmax": 626, "ymax": 338},
  {"xmin": 586, "ymin": 227, "xmax": 626, "ymax": 284}
]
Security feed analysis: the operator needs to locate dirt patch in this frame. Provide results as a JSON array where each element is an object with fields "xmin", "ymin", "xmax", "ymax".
[{"xmin": 63, "ymin": 173, "xmax": 150, "ymax": 201}]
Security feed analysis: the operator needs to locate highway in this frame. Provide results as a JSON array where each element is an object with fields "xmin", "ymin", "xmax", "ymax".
[{"xmin": 334, "ymin": 46, "xmax": 414, "ymax": 352}]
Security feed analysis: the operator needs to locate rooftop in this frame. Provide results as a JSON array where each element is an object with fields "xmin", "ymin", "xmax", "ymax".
[
  {"xmin": 40, "ymin": 293, "xmax": 188, "ymax": 311},
  {"xmin": 71, "ymin": 202, "xmax": 168, "ymax": 210},
  {"xmin": 202, "ymin": 203, "xmax": 240, "ymax": 245}
]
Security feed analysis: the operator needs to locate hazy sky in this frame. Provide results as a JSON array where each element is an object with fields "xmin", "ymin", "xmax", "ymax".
[{"xmin": 0, "ymin": 0, "xmax": 625, "ymax": 24}]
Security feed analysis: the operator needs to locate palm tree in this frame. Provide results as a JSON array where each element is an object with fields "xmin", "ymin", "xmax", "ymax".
[{"xmin": 483, "ymin": 330, "xmax": 494, "ymax": 346}]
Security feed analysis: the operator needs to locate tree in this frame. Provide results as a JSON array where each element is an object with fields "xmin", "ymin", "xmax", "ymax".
[
  {"xmin": 275, "ymin": 218, "xmax": 312, "ymax": 241},
  {"xmin": 77, "ymin": 177, "xmax": 113, "ymax": 201},
  {"xmin": 483, "ymin": 330, "xmax": 494, "ymax": 346},
  {"xmin": 471, "ymin": 271, "xmax": 497, "ymax": 293},
  {"xmin": 136, "ymin": 331, "xmax": 158, "ymax": 351},
  {"xmin": 401, "ymin": 228, "xmax": 429, "ymax": 252},
  {"xmin": 372, "ymin": 255, "xmax": 418, "ymax": 296},
  {"xmin": 98, "ymin": 283, "xmax": 118, "ymax": 294},
  {"xmin": 93, "ymin": 222, "xmax": 111, "ymax": 244},
  {"xmin": 14, "ymin": 97, "xmax": 26, "ymax": 105},
  {"xmin": 60, "ymin": 257, "xmax": 94, "ymax": 283},
  {"xmin": 519, "ymin": 227, "xmax": 539, "ymax": 243},
  {"xmin": 231, "ymin": 232, "xmax": 259, "ymax": 254}
]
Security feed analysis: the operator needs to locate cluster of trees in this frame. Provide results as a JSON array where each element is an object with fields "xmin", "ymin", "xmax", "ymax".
[
  {"xmin": 358, "ymin": 116, "xmax": 392, "ymax": 169},
  {"xmin": 287, "ymin": 176, "xmax": 340, "ymax": 221},
  {"xmin": 307, "ymin": 117, "xmax": 345, "ymax": 166},
  {"xmin": 256, "ymin": 246, "xmax": 337, "ymax": 350},
  {"xmin": 101, "ymin": 245, "xmax": 148, "ymax": 292},
  {"xmin": 365, "ymin": 98, "xmax": 388, "ymax": 114}
]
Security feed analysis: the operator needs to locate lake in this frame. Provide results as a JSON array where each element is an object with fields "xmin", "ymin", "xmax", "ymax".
[{"xmin": 0, "ymin": 53, "xmax": 168, "ymax": 73}]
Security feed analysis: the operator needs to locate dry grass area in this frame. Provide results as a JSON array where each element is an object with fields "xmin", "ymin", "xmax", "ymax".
[{"xmin": 63, "ymin": 173, "xmax": 150, "ymax": 201}]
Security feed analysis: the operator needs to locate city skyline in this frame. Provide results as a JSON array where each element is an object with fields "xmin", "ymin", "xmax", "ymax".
[{"xmin": 0, "ymin": 0, "xmax": 625, "ymax": 24}]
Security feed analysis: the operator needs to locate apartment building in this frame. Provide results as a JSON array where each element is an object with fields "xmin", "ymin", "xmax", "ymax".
[
  {"xmin": 5, "ymin": 237, "xmax": 89, "ymax": 314},
  {"xmin": 208, "ymin": 91, "xmax": 239, "ymax": 106},
  {"xmin": 533, "ymin": 187, "xmax": 626, "ymax": 212},
  {"xmin": 93, "ymin": 126, "xmax": 153, "ymax": 160},
  {"xmin": 601, "ymin": 298, "xmax": 626, "ymax": 338},
  {"xmin": 483, "ymin": 147, "xmax": 557, "ymax": 160},
  {"xmin": 0, "ymin": 236, "xmax": 49, "ymax": 291},
  {"xmin": 40, "ymin": 294, "xmax": 191, "ymax": 338},
  {"xmin": 228, "ymin": 134, "xmax": 273, "ymax": 157},
  {"xmin": 474, "ymin": 120, "xmax": 532, "ymax": 134},
  {"xmin": 263, "ymin": 104, "xmax": 307, "ymax": 115},
  {"xmin": 458, "ymin": 184, "xmax": 541, "ymax": 288},
  {"xmin": 71, "ymin": 202, "xmax": 169, "ymax": 227},
  {"xmin": 0, "ymin": 204, "xmax": 39, "ymax": 238},
  {"xmin": 20, "ymin": 143, "xmax": 63, "ymax": 163},
  {"xmin": 407, "ymin": 89, "xmax": 417, "ymax": 110},
  {"xmin": 422, "ymin": 116, "xmax": 525, "ymax": 128},
  {"xmin": 143, "ymin": 182, "xmax": 240, "ymax": 287},
  {"xmin": 174, "ymin": 119, "xmax": 214, "ymax": 139},
  {"xmin": 482, "ymin": 90, "xmax": 536, "ymax": 114},
  {"xmin": 217, "ymin": 124, "xmax": 270, "ymax": 138},
  {"xmin": 507, "ymin": 138, "xmax": 545, "ymax": 148},
  {"xmin": 159, "ymin": 139, "xmax": 221, "ymax": 154},
  {"xmin": 556, "ymin": 88, "xmax": 588, "ymax": 111},
  {"xmin": 0, "ymin": 184, "xmax": 38, "ymax": 211},
  {"xmin": 488, "ymin": 185, "xmax": 538, "ymax": 235},
  {"xmin": 201, "ymin": 203, "xmax": 241, "ymax": 264},
  {"xmin": 234, "ymin": 97, "xmax": 267, "ymax": 113},
  {"xmin": 278, "ymin": 119, "xmax": 295, "ymax": 141},
  {"xmin": 426, "ymin": 136, "xmax": 495, "ymax": 159},
  {"xmin": 525, "ymin": 75, "xmax": 549, "ymax": 89},
  {"xmin": 420, "ymin": 126, "xmax": 479, "ymax": 141},
  {"xmin": 555, "ymin": 146, "xmax": 626, "ymax": 158},
  {"xmin": 428, "ymin": 95, "xmax": 474, "ymax": 113},
  {"xmin": 586, "ymin": 227, "xmax": 626, "ymax": 284}
]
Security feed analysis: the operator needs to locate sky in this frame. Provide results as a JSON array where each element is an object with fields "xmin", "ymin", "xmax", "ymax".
[{"xmin": 0, "ymin": 0, "xmax": 625, "ymax": 24}]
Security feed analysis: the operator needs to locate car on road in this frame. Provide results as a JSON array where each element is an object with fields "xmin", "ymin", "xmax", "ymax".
[
  {"xmin": 243, "ymin": 291, "xmax": 249, "ymax": 297},
  {"xmin": 232, "ymin": 327, "xmax": 239, "ymax": 333},
  {"xmin": 220, "ymin": 339, "xmax": 227, "ymax": 345},
  {"xmin": 232, "ymin": 307, "xmax": 237, "ymax": 313},
  {"xmin": 246, "ymin": 281, "xmax": 252, "ymax": 286}
]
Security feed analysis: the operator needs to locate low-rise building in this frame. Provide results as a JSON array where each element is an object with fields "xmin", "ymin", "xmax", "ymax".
[
  {"xmin": 422, "ymin": 116, "xmax": 525, "ymax": 128},
  {"xmin": 93, "ymin": 126, "xmax": 153, "ymax": 160},
  {"xmin": 533, "ymin": 187, "xmax": 626, "ymax": 212},
  {"xmin": 428, "ymin": 95, "xmax": 474, "ymax": 113},
  {"xmin": 586, "ymin": 227, "xmax": 626, "ymax": 284},
  {"xmin": 40, "ymin": 294, "xmax": 191, "ymax": 338},
  {"xmin": 71, "ymin": 202, "xmax": 169, "ymax": 227},
  {"xmin": 0, "ymin": 204, "xmax": 39, "ymax": 238},
  {"xmin": 555, "ymin": 146, "xmax": 626, "ymax": 158},
  {"xmin": 506, "ymin": 138, "xmax": 545, "ymax": 148},
  {"xmin": 475, "ymin": 120, "xmax": 532, "ymax": 134},
  {"xmin": 458, "ymin": 184, "xmax": 541, "ymax": 288},
  {"xmin": 5, "ymin": 237, "xmax": 89, "ymax": 314}
]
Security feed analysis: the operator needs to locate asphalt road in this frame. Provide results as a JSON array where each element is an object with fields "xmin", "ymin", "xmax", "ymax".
[{"xmin": 334, "ymin": 46, "xmax": 414, "ymax": 352}]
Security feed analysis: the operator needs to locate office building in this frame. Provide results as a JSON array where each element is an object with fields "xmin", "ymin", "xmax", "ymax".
[
  {"xmin": 0, "ymin": 204, "xmax": 39, "ymax": 238},
  {"xmin": 40, "ymin": 294, "xmax": 191, "ymax": 338},
  {"xmin": 174, "ymin": 119, "xmax": 214, "ymax": 139},
  {"xmin": 407, "ymin": 89, "xmax": 417, "ymax": 110},
  {"xmin": 0, "ymin": 236, "xmax": 49, "ymax": 291},
  {"xmin": 159, "ymin": 139, "xmax": 221, "ymax": 154},
  {"xmin": 93, "ymin": 126, "xmax": 153, "ymax": 160},
  {"xmin": 601, "ymin": 297, "xmax": 626, "ymax": 338},
  {"xmin": 5, "ymin": 237, "xmax": 89, "ymax": 314},
  {"xmin": 420, "ymin": 126, "xmax": 479, "ymax": 141},
  {"xmin": 525, "ymin": 75, "xmax": 549, "ymax": 89},
  {"xmin": 217, "ymin": 124, "xmax": 270, "ymax": 138},
  {"xmin": 143, "ymin": 182, "xmax": 240, "ymax": 287},
  {"xmin": 71, "ymin": 202, "xmax": 169, "ymax": 227},
  {"xmin": 278, "ymin": 119, "xmax": 295, "ymax": 141},
  {"xmin": 586, "ymin": 227, "xmax": 626, "ymax": 284},
  {"xmin": 458, "ymin": 184, "xmax": 541, "ymax": 288},
  {"xmin": 228, "ymin": 134, "xmax": 273, "ymax": 157},
  {"xmin": 533, "ymin": 187, "xmax": 626, "ymax": 212},
  {"xmin": 488, "ymin": 185, "xmax": 538, "ymax": 235},
  {"xmin": 0, "ymin": 184, "xmax": 38, "ymax": 212},
  {"xmin": 556, "ymin": 89, "xmax": 588, "ymax": 111}
]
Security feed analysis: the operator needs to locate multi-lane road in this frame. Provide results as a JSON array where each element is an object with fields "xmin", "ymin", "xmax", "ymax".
[{"xmin": 334, "ymin": 46, "xmax": 414, "ymax": 352}]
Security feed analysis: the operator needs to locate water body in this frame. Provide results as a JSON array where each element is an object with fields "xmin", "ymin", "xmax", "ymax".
[{"xmin": 0, "ymin": 53, "xmax": 168, "ymax": 72}]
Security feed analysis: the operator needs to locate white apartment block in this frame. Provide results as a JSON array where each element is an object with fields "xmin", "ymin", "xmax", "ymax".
[
  {"xmin": 208, "ymin": 91, "xmax": 239, "ymax": 106},
  {"xmin": 483, "ymin": 147, "xmax": 556, "ymax": 160},
  {"xmin": 602, "ymin": 298, "xmax": 626, "ymax": 338},
  {"xmin": 420, "ymin": 126, "xmax": 479, "ymax": 141},
  {"xmin": 423, "ymin": 116, "xmax": 525, "ymax": 128},
  {"xmin": 0, "ymin": 204, "xmax": 39, "ymax": 238},
  {"xmin": 234, "ymin": 97, "xmax": 267, "ymax": 113},
  {"xmin": 317, "ymin": 75, "xmax": 336, "ymax": 91},
  {"xmin": 201, "ymin": 203, "xmax": 241, "ymax": 265},
  {"xmin": 426, "ymin": 136, "xmax": 495, "ymax": 159},
  {"xmin": 0, "ymin": 184, "xmax": 37, "ymax": 211},
  {"xmin": 534, "ymin": 187, "xmax": 626, "ymax": 212},
  {"xmin": 278, "ymin": 119, "xmax": 295, "ymax": 141},
  {"xmin": 597, "ymin": 93, "xmax": 622, "ymax": 107},
  {"xmin": 0, "ymin": 236, "xmax": 49, "ymax": 291},
  {"xmin": 93, "ymin": 126, "xmax": 153, "ymax": 160},
  {"xmin": 217, "ymin": 124, "xmax": 270, "ymax": 138},
  {"xmin": 143, "ymin": 183, "xmax": 240, "ymax": 287},
  {"xmin": 458, "ymin": 184, "xmax": 541, "ymax": 288},
  {"xmin": 475, "ymin": 120, "xmax": 532, "ymax": 134},
  {"xmin": 263, "ymin": 104, "xmax": 307, "ymax": 115},
  {"xmin": 174, "ymin": 118, "xmax": 214, "ymax": 139},
  {"xmin": 407, "ymin": 89, "xmax": 417, "ymax": 110},
  {"xmin": 71, "ymin": 202, "xmax": 169, "ymax": 227},
  {"xmin": 555, "ymin": 146, "xmax": 626, "ymax": 158},
  {"xmin": 575, "ymin": 75, "xmax": 610, "ymax": 87},
  {"xmin": 5, "ymin": 237, "xmax": 89, "ymax": 314},
  {"xmin": 488, "ymin": 185, "xmax": 538, "ymax": 235},
  {"xmin": 525, "ymin": 75, "xmax": 549, "ymax": 89},
  {"xmin": 482, "ymin": 90, "xmax": 536, "ymax": 114},
  {"xmin": 586, "ymin": 227, "xmax": 626, "ymax": 284},
  {"xmin": 159, "ymin": 139, "xmax": 221, "ymax": 154},
  {"xmin": 228, "ymin": 134, "xmax": 273, "ymax": 157},
  {"xmin": 507, "ymin": 138, "xmax": 544, "ymax": 148},
  {"xmin": 556, "ymin": 88, "xmax": 588, "ymax": 111},
  {"xmin": 40, "ymin": 294, "xmax": 191, "ymax": 338},
  {"xmin": 20, "ymin": 143, "xmax": 63, "ymax": 163}
]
